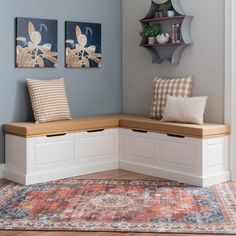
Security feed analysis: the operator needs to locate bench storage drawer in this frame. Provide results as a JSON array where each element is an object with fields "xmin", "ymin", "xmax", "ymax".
[
  {"xmin": 4, "ymin": 129, "xmax": 119, "ymax": 185},
  {"xmin": 29, "ymin": 134, "xmax": 76, "ymax": 171},
  {"xmin": 119, "ymin": 128, "xmax": 229, "ymax": 187},
  {"xmin": 77, "ymin": 130, "xmax": 117, "ymax": 161}
]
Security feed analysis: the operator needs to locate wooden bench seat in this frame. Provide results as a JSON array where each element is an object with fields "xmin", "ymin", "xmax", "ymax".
[
  {"xmin": 4, "ymin": 115, "xmax": 121, "ymax": 138},
  {"xmin": 4, "ymin": 114, "xmax": 230, "ymax": 138},
  {"xmin": 118, "ymin": 115, "xmax": 230, "ymax": 138}
]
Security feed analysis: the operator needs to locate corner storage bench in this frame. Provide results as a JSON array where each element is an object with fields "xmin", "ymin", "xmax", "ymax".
[{"xmin": 4, "ymin": 115, "xmax": 230, "ymax": 186}]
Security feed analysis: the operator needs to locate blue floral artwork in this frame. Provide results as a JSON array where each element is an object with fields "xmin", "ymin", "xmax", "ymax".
[
  {"xmin": 65, "ymin": 21, "xmax": 101, "ymax": 68},
  {"xmin": 15, "ymin": 17, "xmax": 58, "ymax": 68}
]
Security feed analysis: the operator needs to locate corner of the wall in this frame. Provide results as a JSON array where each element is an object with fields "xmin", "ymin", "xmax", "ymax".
[
  {"xmin": 0, "ymin": 164, "xmax": 5, "ymax": 179},
  {"xmin": 121, "ymin": 0, "xmax": 124, "ymax": 114}
]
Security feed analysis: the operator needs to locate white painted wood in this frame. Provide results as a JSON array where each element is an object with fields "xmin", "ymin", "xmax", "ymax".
[
  {"xmin": 119, "ymin": 160, "xmax": 203, "ymax": 186},
  {"xmin": 158, "ymin": 135, "xmax": 202, "ymax": 176},
  {"xmin": 202, "ymin": 137, "xmax": 229, "ymax": 178},
  {"xmin": 159, "ymin": 141, "xmax": 195, "ymax": 168},
  {"xmin": 120, "ymin": 130, "xmax": 158, "ymax": 167},
  {"xmin": 119, "ymin": 128, "xmax": 229, "ymax": 187},
  {"xmin": 77, "ymin": 130, "xmax": 117, "ymax": 160},
  {"xmin": 5, "ymin": 134, "xmax": 27, "ymax": 174},
  {"xmin": 120, "ymin": 129, "xmax": 201, "ymax": 176},
  {"xmin": 225, "ymin": 0, "xmax": 236, "ymax": 181},
  {"xmin": 4, "ymin": 161, "xmax": 118, "ymax": 185},
  {"xmin": 27, "ymin": 133, "xmax": 78, "ymax": 174},
  {"xmin": 35, "ymin": 140, "xmax": 75, "ymax": 165},
  {"xmin": 4, "ymin": 129, "xmax": 119, "ymax": 185},
  {"xmin": 123, "ymin": 134, "xmax": 156, "ymax": 160},
  {"xmin": 4, "ymin": 128, "xmax": 229, "ymax": 186},
  {"xmin": 76, "ymin": 129, "xmax": 119, "ymax": 167}
]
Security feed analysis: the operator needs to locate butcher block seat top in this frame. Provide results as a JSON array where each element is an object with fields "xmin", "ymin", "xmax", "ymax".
[
  {"xmin": 4, "ymin": 114, "xmax": 230, "ymax": 139},
  {"xmin": 4, "ymin": 115, "xmax": 121, "ymax": 138}
]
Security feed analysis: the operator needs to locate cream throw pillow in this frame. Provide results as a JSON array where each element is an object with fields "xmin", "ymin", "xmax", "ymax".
[
  {"xmin": 150, "ymin": 76, "xmax": 193, "ymax": 119},
  {"xmin": 27, "ymin": 78, "xmax": 72, "ymax": 123},
  {"xmin": 161, "ymin": 96, "xmax": 208, "ymax": 125}
]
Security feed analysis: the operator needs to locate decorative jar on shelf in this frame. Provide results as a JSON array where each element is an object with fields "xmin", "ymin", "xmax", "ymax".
[
  {"xmin": 164, "ymin": 0, "xmax": 176, "ymax": 17},
  {"xmin": 148, "ymin": 37, "xmax": 156, "ymax": 45},
  {"xmin": 167, "ymin": 10, "xmax": 175, "ymax": 17}
]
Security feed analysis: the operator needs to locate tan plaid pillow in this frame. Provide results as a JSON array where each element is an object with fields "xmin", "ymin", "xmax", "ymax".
[
  {"xmin": 27, "ymin": 78, "xmax": 72, "ymax": 123},
  {"xmin": 150, "ymin": 76, "xmax": 193, "ymax": 119}
]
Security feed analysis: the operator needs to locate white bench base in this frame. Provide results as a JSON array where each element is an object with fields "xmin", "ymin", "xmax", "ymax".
[
  {"xmin": 119, "ymin": 128, "xmax": 230, "ymax": 187},
  {"xmin": 119, "ymin": 161, "xmax": 230, "ymax": 187},
  {"xmin": 4, "ymin": 128, "xmax": 230, "ymax": 187},
  {"xmin": 5, "ymin": 129, "xmax": 119, "ymax": 185},
  {"xmin": 4, "ymin": 161, "xmax": 118, "ymax": 186}
]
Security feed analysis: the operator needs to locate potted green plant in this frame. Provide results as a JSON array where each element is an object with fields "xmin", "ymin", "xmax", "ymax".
[
  {"xmin": 164, "ymin": 0, "xmax": 175, "ymax": 17},
  {"xmin": 140, "ymin": 23, "xmax": 160, "ymax": 45}
]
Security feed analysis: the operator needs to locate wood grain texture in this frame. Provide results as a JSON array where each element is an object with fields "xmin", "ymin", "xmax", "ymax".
[
  {"xmin": 119, "ymin": 115, "xmax": 230, "ymax": 138},
  {"xmin": 3, "ymin": 115, "xmax": 121, "ymax": 138},
  {"xmin": 4, "ymin": 115, "xmax": 230, "ymax": 138},
  {"xmin": 0, "ymin": 170, "xmax": 219, "ymax": 236}
]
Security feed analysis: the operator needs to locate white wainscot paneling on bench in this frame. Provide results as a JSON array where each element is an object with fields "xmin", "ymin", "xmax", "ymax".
[{"xmin": 4, "ymin": 115, "xmax": 230, "ymax": 187}]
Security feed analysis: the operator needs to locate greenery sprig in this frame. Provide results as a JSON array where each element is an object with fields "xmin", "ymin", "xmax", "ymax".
[
  {"xmin": 164, "ymin": 0, "xmax": 174, "ymax": 11},
  {"xmin": 140, "ymin": 23, "xmax": 160, "ymax": 39}
]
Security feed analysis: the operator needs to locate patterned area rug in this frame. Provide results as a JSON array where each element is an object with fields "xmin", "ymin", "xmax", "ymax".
[{"xmin": 0, "ymin": 178, "xmax": 236, "ymax": 234}]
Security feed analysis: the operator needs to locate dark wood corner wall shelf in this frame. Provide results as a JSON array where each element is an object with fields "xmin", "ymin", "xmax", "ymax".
[{"xmin": 140, "ymin": 0, "xmax": 193, "ymax": 64}]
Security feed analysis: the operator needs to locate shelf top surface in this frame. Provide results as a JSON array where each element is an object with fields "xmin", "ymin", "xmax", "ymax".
[{"xmin": 140, "ymin": 15, "xmax": 185, "ymax": 23}]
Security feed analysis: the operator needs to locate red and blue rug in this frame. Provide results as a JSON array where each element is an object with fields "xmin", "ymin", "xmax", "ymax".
[{"xmin": 0, "ymin": 178, "xmax": 235, "ymax": 234}]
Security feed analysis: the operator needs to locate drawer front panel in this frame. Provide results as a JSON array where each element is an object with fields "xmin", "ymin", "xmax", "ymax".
[
  {"xmin": 123, "ymin": 135, "xmax": 155, "ymax": 159},
  {"xmin": 159, "ymin": 140, "xmax": 196, "ymax": 168},
  {"xmin": 35, "ymin": 140, "xmax": 75, "ymax": 165},
  {"xmin": 204, "ymin": 137, "xmax": 227, "ymax": 175},
  {"xmin": 78, "ymin": 135, "xmax": 115, "ymax": 159},
  {"xmin": 207, "ymin": 143, "xmax": 224, "ymax": 167}
]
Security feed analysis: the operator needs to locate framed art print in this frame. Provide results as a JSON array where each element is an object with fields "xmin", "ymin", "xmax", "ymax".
[
  {"xmin": 15, "ymin": 17, "xmax": 58, "ymax": 68},
  {"xmin": 65, "ymin": 21, "xmax": 101, "ymax": 68}
]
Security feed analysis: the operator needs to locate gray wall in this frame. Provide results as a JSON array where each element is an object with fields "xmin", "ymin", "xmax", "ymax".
[
  {"xmin": 0, "ymin": 0, "xmax": 122, "ymax": 163},
  {"xmin": 122, "ymin": 0, "xmax": 225, "ymax": 123}
]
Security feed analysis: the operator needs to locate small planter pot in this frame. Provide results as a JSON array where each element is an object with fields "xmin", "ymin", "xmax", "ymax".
[
  {"xmin": 148, "ymin": 37, "xmax": 156, "ymax": 45},
  {"xmin": 167, "ymin": 10, "xmax": 175, "ymax": 17}
]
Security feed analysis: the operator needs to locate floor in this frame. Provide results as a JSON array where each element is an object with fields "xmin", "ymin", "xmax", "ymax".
[{"xmin": 0, "ymin": 169, "xmax": 229, "ymax": 236}]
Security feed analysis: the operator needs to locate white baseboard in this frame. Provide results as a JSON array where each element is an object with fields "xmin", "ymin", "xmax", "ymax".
[
  {"xmin": 119, "ymin": 160, "xmax": 230, "ymax": 187},
  {"xmin": 119, "ymin": 160, "xmax": 202, "ymax": 186},
  {"xmin": 202, "ymin": 172, "xmax": 231, "ymax": 187},
  {"xmin": 3, "ymin": 159, "xmax": 230, "ymax": 187},
  {"xmin": 0, "ymin": 164, "xmax": 5, "ymax": 179},
  {"xmin": 4, "ymin": 161, "xmax": 118, "ymax": 185}
]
